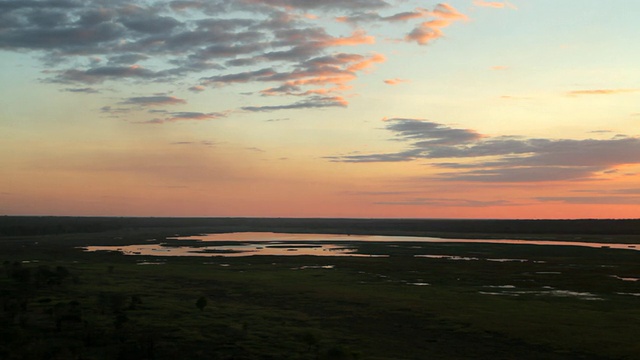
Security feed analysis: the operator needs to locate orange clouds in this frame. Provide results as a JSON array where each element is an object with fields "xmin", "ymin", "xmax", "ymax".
[
  {"xmin": 347, "ymin": 53, "xmax": 386, "ymax": 71},
  {"xmin": 405, "ymin": 20, "xmax": 447, "ymax": 45},
  {"xmin": 257, "ymin": 53, "xmax": 385, "ymax": 104},
  {"xmin": 406, "ymin": 4, "xmax": 467, "ymax": 45},
  {"xmin": 431, "ymin": 3, "xmax": 468, "ymax": 20},
  {"xmin": 319, "ymin": 30, "xmax": 375, "ymax": 47}
]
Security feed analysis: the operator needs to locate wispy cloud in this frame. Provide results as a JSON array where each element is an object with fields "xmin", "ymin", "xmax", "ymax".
[
  {"xmin": 473, "ymin": 0, "xmax": 516, "ymax": 9},
  {"xmin": 566, "ymin": 89, "xmax": 639, "ymax": 96},
  {"xmin": 142, "ymin": 111, "xmax": 227, "ymax": 124},
  {"xmin": 375, "ymin": 198, "xmax": 512, "ymax": 207},
  {"xmin": 242, "ymin": 95, "xmax": 348, "ymax": 112},
  {"xmin": 165, "ymin": 111, "xmax": 225, "ymax": 121},
  {"xmin": 62, "ymin": 87, "xmax": 100, "ymax": 94},
  {"xmin": 384, "ymin": 78, "xmax": 410, "ymax": 85},
  {"xmin": 536, "ymin": 196, "xmax": 640, "ymax": 205},
  {"xmin": 121, "ymin": 96, "xmax": 187, "ymax": 106},
  {"xmin": 53, "ymin": 66, "xmax": 166, "ymax": 84},
  {"xmin": 171, "ymin": 140, "xmax": 217, "ymax": 147},
  {"xmin": 188, "ymin": 85, "xmax": 206, "ymax": 92}
]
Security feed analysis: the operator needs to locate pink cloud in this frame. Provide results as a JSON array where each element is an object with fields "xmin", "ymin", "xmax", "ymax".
[{"xmin": 384, "ymin": 78, "xmax": 410, "ymax": 85}]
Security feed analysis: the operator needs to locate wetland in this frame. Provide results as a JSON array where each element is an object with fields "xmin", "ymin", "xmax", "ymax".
[{"xmin": 1, "ymin": 217, "xmax": 639, "ymax": 359}]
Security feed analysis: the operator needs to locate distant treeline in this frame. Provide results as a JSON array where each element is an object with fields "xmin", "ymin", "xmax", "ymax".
[{"xmin": 1, "ymin": 216, "xmax": 640, "ymax": 237}]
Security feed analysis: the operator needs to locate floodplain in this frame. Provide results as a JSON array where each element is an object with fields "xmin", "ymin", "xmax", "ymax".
[{"xmin": 1, "ymin": 217, "xmax": 639, "ymax": 359}]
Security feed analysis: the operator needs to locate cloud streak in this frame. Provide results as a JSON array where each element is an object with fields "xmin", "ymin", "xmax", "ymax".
[
  {"xmin": 375, "ymin": 198, "xmax": 511, "ymax": 207},
  {"xmin": 473, "ymin": 0, "xmax": 516, "ymax": 9},
  {"xmin": 242, "ymin": 95, "xmax": 348, "ymax": 112},
  {"xmin": 122, "ymin": 96, "xmax": 187, "ymax": 106},
  {"xmin": 567, "ymin": 89, "xmax": 639, "ymax": 96},
  {"xmin": 328, "ymin": 118, "xmax": 640, "ymax": 183},
  {"xmin": 384, "ymin": 78, "xmax": 409, "ymax": 85}
]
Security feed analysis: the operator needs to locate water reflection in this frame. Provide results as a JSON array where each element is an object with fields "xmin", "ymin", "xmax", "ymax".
[
  {"xmin": 479, "ymin": 286, "xmax": 604, "ymax": 301},
  {"xmin": 168, "ymin": 232, "xmax": 640, "ymax": 250},
  {"xmin": 86, "ymin": 240, "xmax": 371, "ymax": 257},
  {"xmin": 83, "ymin": 231, "xmax": 640, "ymax": 258}
]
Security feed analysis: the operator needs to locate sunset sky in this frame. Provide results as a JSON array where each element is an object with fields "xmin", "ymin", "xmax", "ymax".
[{"xmin": 1, "ymin": 0, "xmax": 639, "ymax": 218}]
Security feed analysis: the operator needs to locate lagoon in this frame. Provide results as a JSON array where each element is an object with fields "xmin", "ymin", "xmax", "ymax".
[{"xmin": 83, "ymin": 231, "xmax": 640, "ymax": 257}]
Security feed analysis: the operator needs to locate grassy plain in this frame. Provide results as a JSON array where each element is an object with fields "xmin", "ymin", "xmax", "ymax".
[{"xmin": 1, "ymin": 217, "xmax": 639, "ymax": 359}]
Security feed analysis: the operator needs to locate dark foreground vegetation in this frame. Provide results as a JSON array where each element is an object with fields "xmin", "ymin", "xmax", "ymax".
[{"xmin": 1, "ymin": 217, "xmax": 639, "ymax": 359}]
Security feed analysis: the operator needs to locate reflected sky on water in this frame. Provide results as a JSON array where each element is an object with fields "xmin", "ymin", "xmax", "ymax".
[{"xmin": 84, "ymin": 232, "xmax": 640, "ymax": 257}]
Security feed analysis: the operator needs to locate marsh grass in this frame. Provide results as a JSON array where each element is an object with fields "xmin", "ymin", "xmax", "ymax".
[{"xmin": 1, "ymin": 226, "xmax": 639, "ymax": 359}]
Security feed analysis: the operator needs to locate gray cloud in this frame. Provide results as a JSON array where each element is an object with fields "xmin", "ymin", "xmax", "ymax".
[
  {"xmin": 165, "ymin": 111, "xmax": 225, "ymax": 120},
  {"xmin": 62, "ymin": 87, "xmax": 99, "ymax": 93},
  {"xmin": 122, "ymin": 14, "xmax": 182, "ymax": 34},
  {"xmin": 242, "ymin": 95, "xmax": 347, "ymax": 112},
  {"xmin": 53, "ymin": 66, "xmax": 165, "ymax": 84},
  {"xmin": 141, "ymin": 111, "xmax": 226, "ymax": 124},
  {"xmin": 385, "ymin": 118, "xmax": 482, "ymax": 144},
  {"xmin": 337, "ymin": 8, "xmax": 430, "ymax": 24},
  {"xmin": 121, "ymin": 96, "xmax": 187, "ymax": 106},
  {"xmin": 246, "ymin": 0, "xmax": 389, "ymax": 11},
  {"xmin": 329, "ymin": 118, "xmax": 640, "ymax": 183},
  {"xmin": 188, "ymin": 85, "xmax": 205, "ymax": 92},
  {"xmin": 202, "ymin": 68, "xmax": 277, "ymax": 85},
  {"xmin": 325, "ymin": 149, "xmax": 421, "ymax": 163},
  {"xmin": 107, "ymin": 53, "xmax": 150, "ymax": 65},
  {"xmin": 0, "ymin": 0, "xmax": 466, "ymax": 116}
]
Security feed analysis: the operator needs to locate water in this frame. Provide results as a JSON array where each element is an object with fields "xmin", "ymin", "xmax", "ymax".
[{"xmin": 83, "ymin": 231, "xmax": 640, "ymax": 257}]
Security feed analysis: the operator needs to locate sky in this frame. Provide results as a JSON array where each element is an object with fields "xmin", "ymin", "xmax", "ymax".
[{"xmin": 1, "ymin": 0, "xmax": 639, "ymax": 219}]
